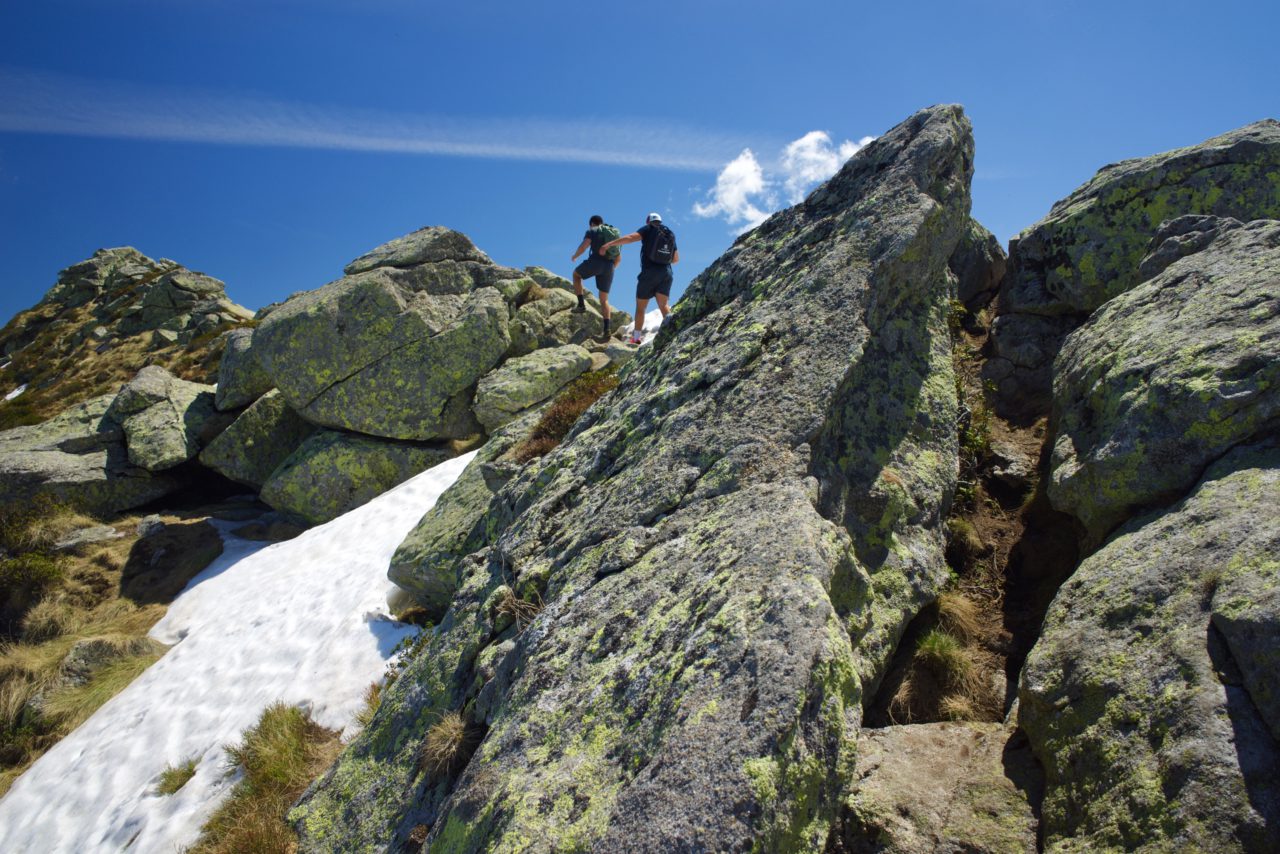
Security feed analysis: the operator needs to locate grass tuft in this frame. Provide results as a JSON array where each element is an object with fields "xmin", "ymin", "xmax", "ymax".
[
  {"xmin": 190, "ymin": 702, "xmax": 341, "ymax": 854},
  {"xmin": 936, "ymin": 591, "xmax": 982, "ymax": 644},
  {"xmin": 495, "ymin": 586, "xmax": 543, "ymax": 632},
  {"xmin": 157, "ymin": 756, "xmax": 199, "ymax": 795},
  {"xmin": 354, "ymin": 682, "xmax": 383, "ymax": 728},
  {"xmin": 419, "ymin": 711, "xmax": 474, "ymax": 776},
  {"xmin": 914, "ymin": 629, "xmax": 974, "ymax": 685},
  {"xmin": 511, "ymin": 368, "xmax": 619, "ymax": 463}
]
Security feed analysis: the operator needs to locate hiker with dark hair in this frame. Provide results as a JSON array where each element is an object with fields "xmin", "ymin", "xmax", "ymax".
[
  {"xmin": 599, "ymin": 212, "xmax": 678, "ymax": 345},
  {"xmin": 571, "ymin": 215, "xmax": 622, "ymax": 339}
]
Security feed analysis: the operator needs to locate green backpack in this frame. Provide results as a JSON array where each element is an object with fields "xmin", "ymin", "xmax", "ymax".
[{"xmin": 597, "ymin": 223, "xmax": 621, "ymax": 259}]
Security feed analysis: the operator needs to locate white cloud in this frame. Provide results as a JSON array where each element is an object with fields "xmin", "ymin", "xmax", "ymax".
[
  {"xmin": 0, "ymin": 68, "xmax": 740, "ymax": 172},
  {"xmin": 691, "ymin": 148, "xmax": 773, "ymax": 232},
  {"xmin": 694, "ymin": 130, "xmax": 875, "ymax": 231}
]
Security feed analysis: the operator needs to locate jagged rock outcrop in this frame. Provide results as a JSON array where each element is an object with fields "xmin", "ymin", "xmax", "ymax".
[
  {"xmin": 293, "ymin": 104, "xmax": 973, "ymax": 852},
  {"xmin": 833, "ymin": 722, "xmax": 1039, "ymax": 853},
  {"xmin": 1048, "ymin": 217, "xmax": 1280, "ymax": 546},
  {"xmin": 510, "ymin": 269, "xmax": 631, "ymax": 355},
  {"xmin": 198, "ymin": 390, "xmax": 316, "ymax": 489},
  {"xmin": 985, "ymin": 119, "xmax": 1280, "ymax": 416},
  {"xmin": 259, "ymin": 429, "xmax": 456, "ymax": 525},
  {"xmin": 106, "ymin": 366, "xmax": 232, "ymax": 472},
  {"xmin": 0, "ymin": 247, "xmax": 251, "ymax": 430},
  {"xmin": 1021, "ymin": 442, "xmax": 1280, "ymax": 852},
  {"xmin": 472, "ymin": 344, "xmax": 593, "ymax": 432},
  {"xmin": 0, "ymin": 396, "xmax": 184, "ymax": 514},
  {"xmin": 214, "ymin": 327, "xmax": 273, "ymax": 411}
]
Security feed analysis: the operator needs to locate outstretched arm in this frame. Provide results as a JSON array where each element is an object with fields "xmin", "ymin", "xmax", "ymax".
[
  {"xmin": 599, "ymin": 232, "xmax": 642, "ymax": 255},
  {"xmin": 571, "ymin": 237, "xmax": 592, "ymax": 262}
]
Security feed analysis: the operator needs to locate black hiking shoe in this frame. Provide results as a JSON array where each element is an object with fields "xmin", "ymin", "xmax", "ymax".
[{"xmin": 573, "ymin": 294, "xmax": 587, "ymax": 313}]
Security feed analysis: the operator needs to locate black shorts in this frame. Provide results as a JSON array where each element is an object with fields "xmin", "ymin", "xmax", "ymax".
[
  {"xmin": 574, "ymin": 257, "xmax": 615, "ymax": 292},
  {"xmin": 636, "ymin": 266, "xmax": 673, "ymax": 300}
]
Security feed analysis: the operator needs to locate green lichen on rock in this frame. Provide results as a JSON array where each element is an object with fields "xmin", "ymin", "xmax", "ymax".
[
  {"xmin": 987, "ymin": 119, "xmax": 1280, "ymax": 416},
  {"xmin": 472, "ymin": 344, "xmax": 593, "ymax": 432},
  {"xmin": 259, "ymin": 429, "xmax": 454, "ymax": 525},
  {"xmin": 198, "ymin": 389, "xmax": 316, "ymax": 489},
  {"xmin": 215, "ymin": 326, "xmax": 273, "ymax": 411},
  {"xmin": 1048, "ymin": 217, "xmax": 1280, "ymax": 545},
  {"xmin": 107, "ymin": 365, "xmax": 232, "ymax": 471},
  {"xmin": 293, "ymin": 104, "xmax": 974, "ymax": 852},
  {"xmin": 344, "ymin": 225, "xmax": 492, "ymax": 275},
  {"xmin": 1020, "ymin": 442, "xmax": 1280, "ymax": 852},
  {"xmin": 0, "ymin": 394, "xmax": 185, "ymax": 514}
]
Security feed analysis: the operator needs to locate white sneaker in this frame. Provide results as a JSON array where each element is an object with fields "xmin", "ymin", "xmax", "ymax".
[{"xmin": 629, "ymin": 330, "xmax": 644, "ymax": 345}]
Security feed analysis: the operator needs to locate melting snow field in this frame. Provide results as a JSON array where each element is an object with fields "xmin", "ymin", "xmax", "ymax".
[
  {"xmin": 0, "ymin": 451, "xmax": 475, "ymax": 853},
  {"xmin": 4, "ymin": 383, "xmax": 26, "ymax": 401}
]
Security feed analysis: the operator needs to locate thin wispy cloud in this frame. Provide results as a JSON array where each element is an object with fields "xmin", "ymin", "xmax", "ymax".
[
  {"xmin": 693, "ymin": 130, "xmax": 875, "ymax": 232},
  {"xmin": 0, "ymin": 69, "xmax": 744, "ymax": 172}
]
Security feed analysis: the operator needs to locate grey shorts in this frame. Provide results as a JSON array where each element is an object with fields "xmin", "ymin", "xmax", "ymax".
[
  {"xmin": 574, "ymin": 257, "xmax": 615, "ymax": 292},
  {"xmin": 636, "ymin": 266, "xmax": 673, "ymax": 300}
]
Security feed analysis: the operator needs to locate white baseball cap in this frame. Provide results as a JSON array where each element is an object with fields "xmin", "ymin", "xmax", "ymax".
[{"xmin": 646, "ymin": 212, "xmax": 662, "ymax": 223}]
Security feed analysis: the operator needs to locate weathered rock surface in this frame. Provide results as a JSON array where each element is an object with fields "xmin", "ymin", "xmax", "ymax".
[
  {"xmin": 215, "ymin": 327, "xmax": 273, "ymax": 410},
  {"xmin": 0, "ymin": 395, "xmax": 184, "ymax": 514},
  {"xmin": 1020, "ymin": 442, "xmax": 1280, "ymax": 852},
  {"xmin": 198, "ymin": 390, "xmax": 316, "ymax": 489},
  {"xmin": 293, "ymin": 104, "xmax": 972, "ymax": 852},
  {"xmin": 472, "ymin": 344, "xmax": 592, "ymax": 432},
  {"xmin": 344, "ymin": 225, "xmax": 491, "ymax": 275},
  {"xmin": 949, "ymin": 218, "xmax": 1007, "ymax": 312},
  {"xmin": 107, "ymin": 366, "xmax": 232, "ymax": 471},
  {"xmin": 259, "ymin": 430, "xmax": 453, "ymax": 525},
  {"xmin": 252, "ymin": 244, "xmax": 516, "ymax": 440},
  {"xmin": 389, "ymin": 407, "xmax": 548, "ymax": 618},
  {"xmin": 510, "ymin": 268, "xmax": 631, "ymax": 355},
  {"xmin": 986, "ymin": 119, "xmax": 1280, "ymax": 415},
  {"xmin": 119, "ymin": 517, "xmax": 225, "ymax": 603},
  {"xmin": 834, "ymin": 722, "xmax": 1040, "ymax": 854},
  {"xmin": 1048, "ymin": 217, "xmax": 1280, "ymax": 545}
]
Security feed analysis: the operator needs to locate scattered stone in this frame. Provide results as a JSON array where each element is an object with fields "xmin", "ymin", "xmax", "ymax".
[
  {"xmin": 120, "ymin": 518, "xmax": 225, "ymax": 603},
  {"xmin": 58, "ymin": 636, "xmax": 165, "ymax": 689},
  {"xmin": 232, "ymin": 516, "xmax": 307, "ymax": 542},
  {"xmin": 52, "ymin": 525, "xmax": 123, "ymax": 553}
]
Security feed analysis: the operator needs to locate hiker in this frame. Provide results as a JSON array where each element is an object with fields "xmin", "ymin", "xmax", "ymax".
[
  {"xmin": 599, "ymin": 212, "xmax": 678, "ymax": 345},
  {"xmin": 570, "ymin": 215, "xmax": 622, "ymax": 339}
]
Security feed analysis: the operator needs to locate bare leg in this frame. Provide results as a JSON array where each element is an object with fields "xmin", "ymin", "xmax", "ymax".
[
  {"xmin": 655, "ymin": 293, "xmax": 670, "ymax": 320},
  {"xmin": 598, "ymin": 291, "xmax": 610, "ymax": 321},
  {"xmin": 573, "ymin": 272, "xmax": 584, "ymax": 297},
  {"xmin": 634, "ymin": 297, "xmax": 649, "ymax": 337}
]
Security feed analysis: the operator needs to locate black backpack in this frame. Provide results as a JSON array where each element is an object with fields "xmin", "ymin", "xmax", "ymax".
[{"xmin": 646, "ymin": 224, "xmax": 676, "ymax": 265}]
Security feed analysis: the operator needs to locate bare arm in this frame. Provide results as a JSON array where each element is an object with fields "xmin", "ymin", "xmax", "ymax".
[
  {"xmin": 599, "ymin": 232, "xmax": 642, "ymax": 255},
  {"xmin": 672, "ymin": 249, "xmax": 680, "ymax": 264},
  {"xmin": 571, "ymin": 237, "xmax": 592, "ymax": 262}
]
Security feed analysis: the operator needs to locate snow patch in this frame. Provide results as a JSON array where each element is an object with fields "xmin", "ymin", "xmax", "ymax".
[
  {"xmin": 0, "ymin": 452, "xmax": 476, "ymax": 854},
  {"xmin": 4, "ymin": 384, "xmax": 26, "ymax": 401}
]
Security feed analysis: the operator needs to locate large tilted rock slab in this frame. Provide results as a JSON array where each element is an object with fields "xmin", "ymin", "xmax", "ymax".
[
  {"xmin": 252, "ymin": 259, "xmax": 513, "ymax": 440},
  {"xmin": 472, "ymin": 344, "xmax": 592, "ymax": 432},
  {"xmin": 986, "ymin": 119, "xmax": 1280, "ymax": 415},
  {"xmin": 835, "ymin": 722, "xmax": 1040, "ymax": 854},
  {"xmin": 1049, "ymin": 217, "xmax": 1280, "ymax": 545},
  {"xmin": 107, "ymin": 366, "xmax": 232, "ymax": 471},
  {"xmin": 293, "ymin": 104, "xmax": 973, "ymax": 852},
  {"xmin": 1020, "ymin": 443, "xmax": 1280, "ymax": 852},
  {"xmin": 259, "ymin": 429, "xmax": 454, "ymax": 525},
  {"xmin": 948, "ymin": 217, "xmax": 1007, "ymax": 312},
  {"xmin": 0, "ymin": 395, "xmax": 184, "ymax": 514},
  {"xmin": 198, "ymin": 390, "xmax": 316, "ymax": 489},
  {"xmin": 214, "ymin": 327, "xmax": 273, "ymax": 411},
  {"xmin": 388, "ymin": 407, "xmax": 547, "ymax": 617},
  {"xmin": 344, "ymin": 225, "xmax": 492, "ymax": 275}
]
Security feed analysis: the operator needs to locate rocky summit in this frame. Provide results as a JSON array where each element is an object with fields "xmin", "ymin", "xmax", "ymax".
[
  {"xmin": 292, "ymin": 103, "xmax": 974, "ymax": 852},
  {"xmin": 1, "ymin": 103, "xmax": 1279, "ymax": 854}
]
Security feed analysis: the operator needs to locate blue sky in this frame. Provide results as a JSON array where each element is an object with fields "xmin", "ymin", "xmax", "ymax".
[{"xmin": 0, "ymin": 0, "xmax": 1275, "ymax": 323}]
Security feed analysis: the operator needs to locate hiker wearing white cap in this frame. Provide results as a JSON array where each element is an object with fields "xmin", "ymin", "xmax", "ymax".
[{"xmin": 599, "ymin": 212, "xmax": 679, "ymax": 344}]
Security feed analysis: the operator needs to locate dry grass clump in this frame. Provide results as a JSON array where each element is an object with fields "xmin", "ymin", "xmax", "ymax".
[
  {"xmin": 515, "ymin": 281, "xmax": 550, "ymax": 307},
  {"xmin": 354, "ymin": 681, "xmax": 383, "ymax": 728},
  {"xmin": 935, "ymin": 591, "xmax": 982, "ymax": 644},
  {"xmin": 190, "ymin": 702, "xmax": 341, "ymax": 854},
  {"xmin": 495, "ymin": 586, "xmax": 543, "ymax": 632},
  {"xmin": 511, "ymin": 368, "xmax": 620, "ymax": 463},
  {"xmin": 157, "ymin": 756, "xmax": 199, "ymax": 795},
  {"xmin": 419, "ymin": 711, "xmax": 476, "ymax": 776}
]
